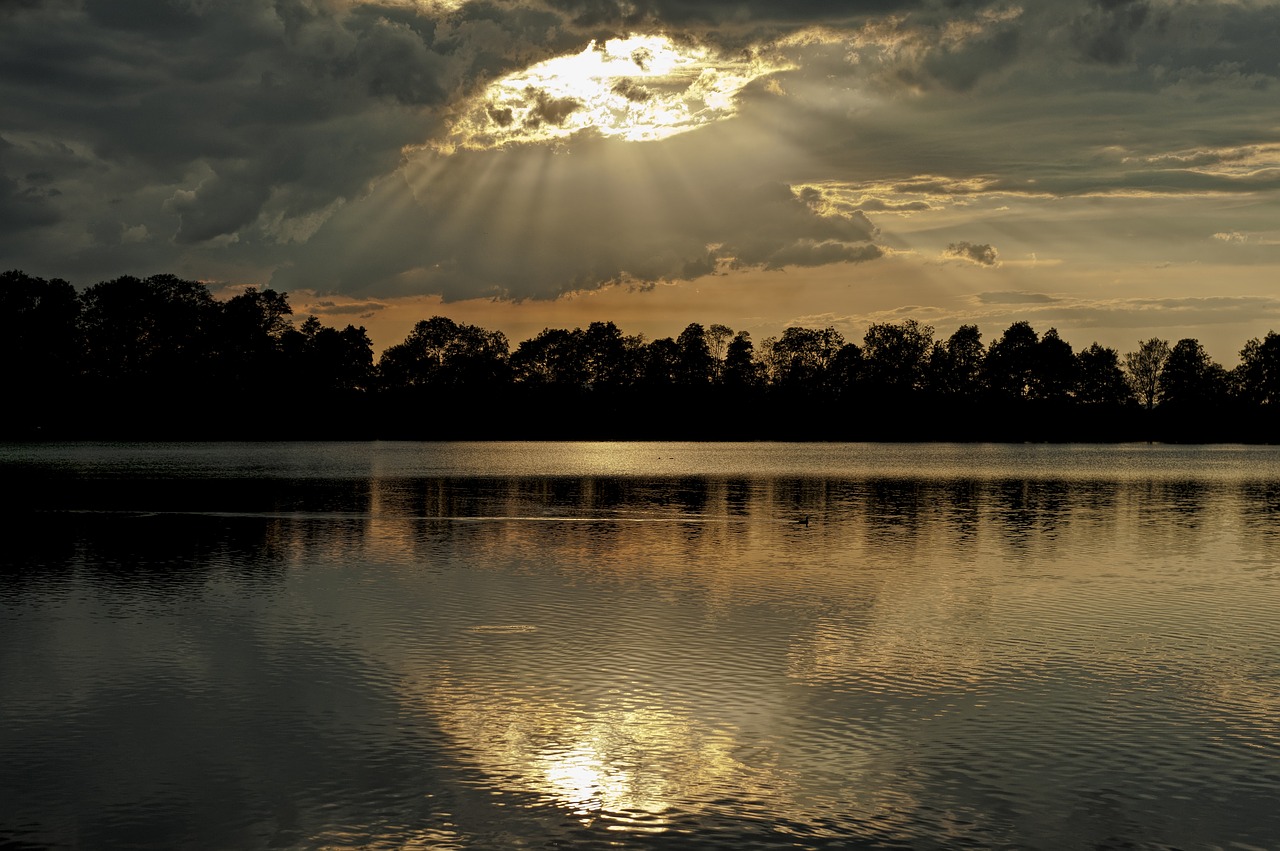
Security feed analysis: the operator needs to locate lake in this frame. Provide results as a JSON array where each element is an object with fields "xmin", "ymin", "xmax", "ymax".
[{"xmin": 3, "ymin": 442, "xmax": 1279, "ymax": 849}]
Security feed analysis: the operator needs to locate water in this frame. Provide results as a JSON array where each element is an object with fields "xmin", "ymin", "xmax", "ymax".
[{"xmin": 3, "ymin": 442, "xmax": 1279, "ymax": 849}]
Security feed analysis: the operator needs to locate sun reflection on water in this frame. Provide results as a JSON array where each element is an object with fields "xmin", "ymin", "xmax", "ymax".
[{"xmin": 423, "ymin": 682, "xmax": 783, "ymax": 834}]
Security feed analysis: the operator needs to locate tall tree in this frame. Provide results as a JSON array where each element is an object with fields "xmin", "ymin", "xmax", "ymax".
[
  {"xmin": 581, "ymin": 321, "xmax": 633, "ymax": 388},
  {"xmin": 830, "ymin": 342, "xmax": 864, "ymax": 397},
  {"xmin": 675, "ymin": 322, "xmax": 715, "ymax": 386},
  {"xmin": 216, "ymin": 287, "xmax": 293, "ymax": 389},
  {"xmin": 283, "ymin": 316, "xmax": 374, "ymax": 395},
  {"xmin": 706, "ymin": 324, "xmax": 733, "ymax": 379},
  {"xmin": 1031, "ymin": 328, "xmax": 1076, "ymax": 401},
  {"xmin": 79, "ymin": 273, "xmax": 217, "ymax": 386},
  {"xmin": 642, "ymin": 337, "xmax": 681, "ymax": 386},
  {"xmin": 720, "ymin": 331, "xmax": 760, "ymax": 388},
  {"xmin": 1159, "ymin": 338, "xmax": 1224, "ymax": 408},
  {"xmin": 1123, "ymin": 338, "xmax": 1171, "ymax": 410},
  {"xmin": 935, "ymin": 324, "xmax": 985, "ymax": 396},
  {"xmin": 511, "ymin": 327, "xmax": 586, "ymax": 386},
  {"xmin": 1234, "ymin": 332, "xmax": 1280, "ymax": 406},
  {"xmin": 766, "ymin": 326, "xmax": 845, "ymax": 391},
  {"xmin": 861, "ymin": 319, "xmax": 934, "ymax": 393},
  {"xmin": 378, "ymin": 316, "xmax": 509, "ymax": 388},
  {"xmin": 1076, "ymin": 343, "xmax": 1132, "ymax": 406},
  {"xmin": 0, "ymin": 270, "xmax": 81, "ymax": 432},
  {"xmin": 984, "ymin": 321, "xmax": 1039, "ymax": 399}
]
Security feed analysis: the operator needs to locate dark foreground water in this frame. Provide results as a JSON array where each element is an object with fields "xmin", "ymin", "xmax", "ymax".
[{"xmin": 3, "ymin": 442, "xmax": 1279, "ymax": 850}]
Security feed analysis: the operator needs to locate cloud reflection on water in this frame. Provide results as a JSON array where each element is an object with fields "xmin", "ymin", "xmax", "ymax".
[{"xmin": 5, "ymin": 444, "xmax": 1280, "ymax": 848}]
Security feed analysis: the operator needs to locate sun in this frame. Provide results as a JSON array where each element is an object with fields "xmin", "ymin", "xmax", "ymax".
[{"xmin": 438, "ymin": 34, "xmax": 786, "ymax": 151}]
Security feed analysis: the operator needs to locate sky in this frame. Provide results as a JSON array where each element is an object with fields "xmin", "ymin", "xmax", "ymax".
[{"xmin": 3, "ymin": 0, "xmax": 1280, "ymax": 361}]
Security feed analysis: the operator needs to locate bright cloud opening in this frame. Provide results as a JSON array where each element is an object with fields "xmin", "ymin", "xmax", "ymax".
[{"xmin": 438, "ymin": 34, "xmax": 785, "ymax": 151}]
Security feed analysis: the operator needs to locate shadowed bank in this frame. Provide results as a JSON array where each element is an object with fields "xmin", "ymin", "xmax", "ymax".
[{"xmin": 4, "ymin": 270, "xmax": 1279, "ymax": 442}]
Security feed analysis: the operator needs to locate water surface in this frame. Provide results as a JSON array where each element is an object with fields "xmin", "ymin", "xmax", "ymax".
[{"xmin": 3, "ymin": 442, "xmax": 1279, "ymax": 849}]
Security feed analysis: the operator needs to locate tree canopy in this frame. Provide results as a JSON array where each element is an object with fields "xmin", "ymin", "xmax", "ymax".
[{"xmin": 4, "ymin": 268, "xmax": 1277, "ymax": 441}]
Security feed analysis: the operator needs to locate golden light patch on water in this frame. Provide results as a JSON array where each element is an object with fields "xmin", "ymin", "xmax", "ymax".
[
  {"xmin": 422, "ymin": 684, "xmax": 772, "ymax": 828},
  {"xmin": 437, "ymin": 34, "xmax": 787, "ymax": 152}
]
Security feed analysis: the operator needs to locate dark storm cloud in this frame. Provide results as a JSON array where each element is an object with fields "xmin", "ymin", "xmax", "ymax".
[
  {"xmin": 1072, "ymin": 0, "xmax": 1155, "ymax": 66},
  {"xmin": 2, "ymin": 0, "xmax": 1280, "ymax": 299},
  {"xmin": 945, "ymin": 241, "xmax": 999, "ymax": 266},
  {"xmin": 0, "ymin": 0, "xmax": 574, "ymax": 267},
  {"xmin": 548, "ymin": 0, "xmax": 796, "ymax": 29},
  {"xmin": 0, "ymin": 173, "xmax": 61, "ymax": 231},
  {"xmin": 83, "ymin": 0, "xmax": 206, "ymax": 38},
  {"xmin": 539, "ymin": 0, "xmax": 987, "ymax": 32},
  {"xmin": 0, "ymin": 136, "xmax": 62, "ymax": 234}
]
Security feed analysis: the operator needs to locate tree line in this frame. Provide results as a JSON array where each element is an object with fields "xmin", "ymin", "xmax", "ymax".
[{"xmin": 5, "ymin": 269, "xmax": 1279, "ymax": 441}]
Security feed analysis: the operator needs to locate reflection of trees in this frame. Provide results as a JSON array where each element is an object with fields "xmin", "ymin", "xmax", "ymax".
[
  {"xmin": 859, "ymin": 479, "xmax": 928, "ymax": 553},
  {"xmin": 992, "ymin": 479, "xmax": 1071, "ymax": 552},
  {"xmin": 1235, "ymin": 482, "xmax": 1280, "ymax": 568},
  {"xmin": 12, "ymin": 451, "xmax": 1280, "ymax": 848},
  {"xmin": 11, "ymin": 468, "xmax": 380, "ymax": 593}
]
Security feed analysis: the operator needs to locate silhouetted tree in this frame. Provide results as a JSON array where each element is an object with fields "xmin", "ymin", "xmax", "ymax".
[
  {"xmin": 861, "ymin": 319, "xmax": 933, "ymax": 393},
  {"xmin": 1159, "ymin": 338, "xmax": 1225, "ymax": 408},
  {"xmin": 215, "ymin": 287, "xmax": 293, "ymax": 392},
  {"xmin": 1235, "ymin": 332, "xmax": 1280, "ymax": 406},
  {"xmin": 284, "ymin": 316, "xmax": 374, "ymax": 394},
  {"xmin": 642, "ymin": 337, "xmax": 681, "ymax": 386},
  {"xmin": 720, "ymin": 331, "xmax": 761, "ymax": 388},
  {"xmin": 765, "ymin": 326, "xmax": 845, "ymax": 392},
  {"xmin": 1076, "ymin": 343, "xmax": 1132, "ymax": 406},
  {"xmin": 80, "ymin": 273, "xmax": 218, "ymax": 388},
  {"xmin": 675, "ymin": 322, "xmax": 715, "ymax": 385},
  {"xmin": 75, "ymin": 273, "xmax": 223, "ymax": 435},
  {"xmin": 830, "ymin": 342, "xmax": 864, "ymax": 397},
  {"xmin": 511, "ymin": 327, "xmax": 586, "ymax": 386},
  {"xmin": 1124, "ymin": 338, "xmax": 1171, "ymax": 410},
  {"xmin": 928, "ymin": 324, "xmax": 985, "ymax": 397},
  {"xmin": 706, "ymin": 323, "xmax": 733, "ymax": 379},
  {"xmin": 15, "ymin": 264, "xmax": 1280, "ymax": 441},
  {"xmin": 1032, "ymin": 328, "xmax": 1076, "ymax": 401},
  {"xmin": 582, "ymin": 321, "xmax": 638, "ymax": 388},
  {"xmin": 379, "ymin": 316, "xmax": 509, "ymax": 388},
  {"xmin": 985, "ymin": 321, "xmax": 1040, "ymax": 399},
  {"xmin": 0, "ymin": 270, "xmax": 81, "ymax": 434}
]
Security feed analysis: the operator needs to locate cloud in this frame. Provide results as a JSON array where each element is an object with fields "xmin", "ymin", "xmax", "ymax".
[
  {"xmin": 852, "ymin": 198, "xmax": 933, "ymax": 213},
  {"xmin": 0, "ymin": 172, "xmax": 61, "ymax": 232},
  {"xmin": 273, "ymin": 134, "xmax": 883, "ymax": 299},
  {"xmin": 945, "ymin": 241, "xmax": 1000, "ymax": 267},
  {"xmin": 0, "ymin": 0, "xmax": 563, "ymax": 259},
  {"xmin": 953, "ymin": 294, "xmax": 1280, "ymax": 336},
  {"xmin": 1, "ymin": 0, "xmax": 1279, "ymax": 304},
  {"xmin": 1213, "ymin": 230, "xmax": 1280, "ymax": 246},
  {"xmin": 976, "ymin": 291, "xmax": 1056, "ymax": 305},
  {"xmin": 762, "ymin": 239, "xmax": 882, "ymax": 270},
  {"xmin": 305, "ymin": 298, "xmax": 388, "ymax": 316},
  {"xmin": 1072, "ymin": 0, "xmax": 1154, "ymax": 66}
]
